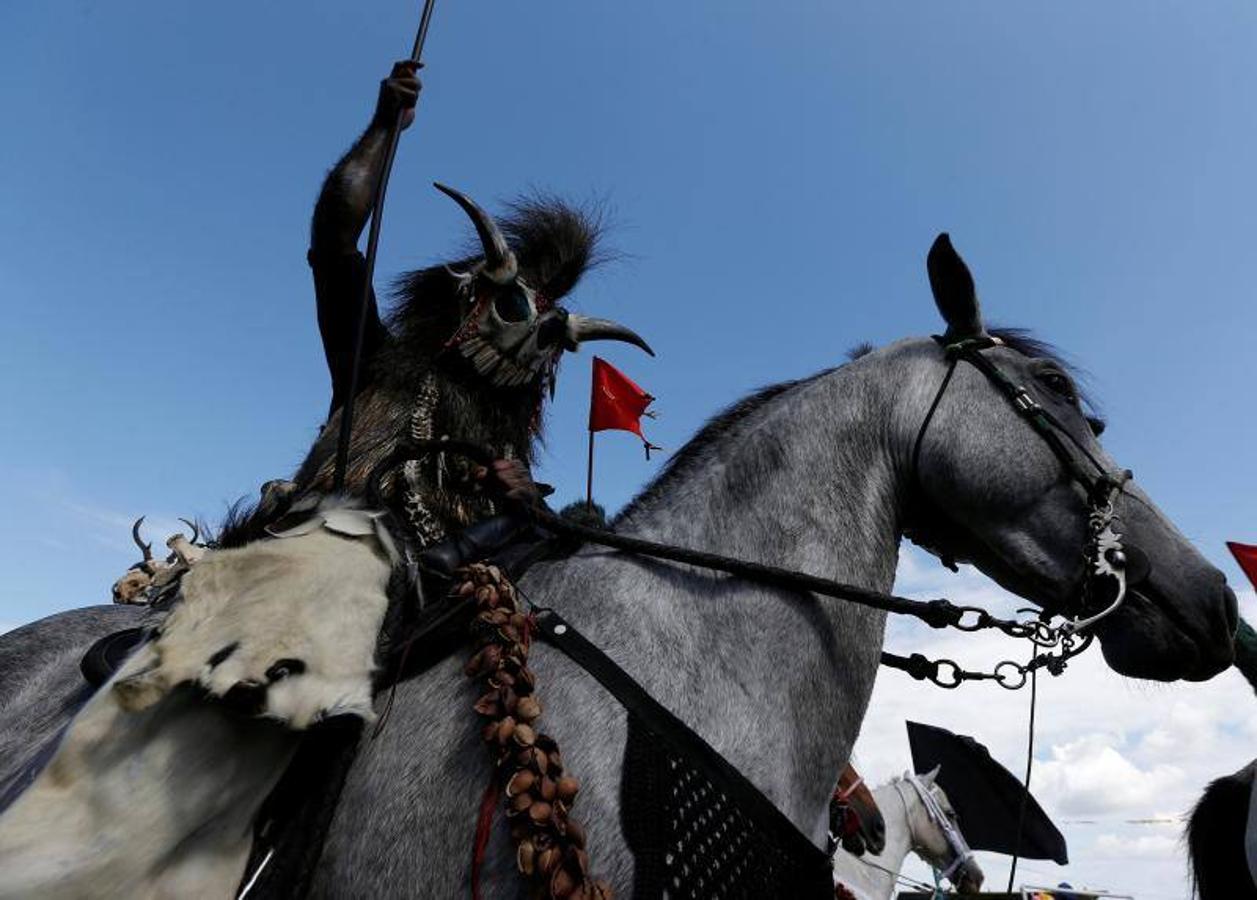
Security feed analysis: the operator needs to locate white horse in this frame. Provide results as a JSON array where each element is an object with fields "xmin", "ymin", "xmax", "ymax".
[{"xmin": 833, "ymin": 769, "xmax": 984, "ymax": 900}]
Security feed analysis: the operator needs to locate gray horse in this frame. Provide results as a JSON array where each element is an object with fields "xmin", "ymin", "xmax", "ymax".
[{"xmin": 0, "ymin": 236, "xmax": 1237, "ymax": 896}]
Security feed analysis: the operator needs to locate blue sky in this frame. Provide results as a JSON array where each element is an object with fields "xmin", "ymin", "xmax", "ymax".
[{"xmin": 2, "ymin": 3, "xmax": 1255, "ymax": 895}]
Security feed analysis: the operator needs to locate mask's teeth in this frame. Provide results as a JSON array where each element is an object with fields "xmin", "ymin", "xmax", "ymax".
[
  {"xmin": 473, "ymin": 346, "xmax": 497, "ymax": 374},
  {"xmin": 496, "ymin": 358, "xmax": 523, "ymax": 387}
]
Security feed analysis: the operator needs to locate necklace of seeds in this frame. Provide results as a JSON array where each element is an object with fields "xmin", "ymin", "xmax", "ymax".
[{"xmin": 459, "ymin": 563, "xmax": 612, "ymax": 899}]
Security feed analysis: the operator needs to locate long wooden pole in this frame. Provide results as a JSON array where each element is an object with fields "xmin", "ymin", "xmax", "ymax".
[{"xmin": 333, "ymin": 0, "xmax": 440, "ymax": 492}]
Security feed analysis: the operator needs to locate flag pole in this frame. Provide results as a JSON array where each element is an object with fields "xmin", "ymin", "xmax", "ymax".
[{"xmin": 585, "ymin": 430, "xmax": 596, "ymax": 512}]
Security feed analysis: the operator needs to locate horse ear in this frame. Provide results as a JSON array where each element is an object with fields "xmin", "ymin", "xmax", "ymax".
[
  {"xmin": 927, "ymin": 233, "xmax": 986, "ymax": 340},
  {"xmin": 919, "ymin": 765, "xmax": 941, "ymax": 786}
]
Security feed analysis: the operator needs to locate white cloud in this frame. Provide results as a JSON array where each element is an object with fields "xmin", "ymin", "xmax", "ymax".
[
  {"xmin": 1092, "ymin": 832, "xmax": 1180, "ymax": 860},
  {"xmin": 1033, "ymin": 735, "xmax": 1184, "ymax": 817}
]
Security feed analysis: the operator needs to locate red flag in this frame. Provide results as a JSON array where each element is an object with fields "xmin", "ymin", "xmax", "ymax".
[
  {"xmin": 1228, "ymin": 542, "xmax": 1257, "ymax": 591},
  {"xmin": 589, "ymin": 357, "xmax": 659, "ymax": 454}
]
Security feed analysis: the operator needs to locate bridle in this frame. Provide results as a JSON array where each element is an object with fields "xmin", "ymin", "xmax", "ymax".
[
  {"xmin": 828, "ymin": 773, "xmax": 869, "ymax": 853},
  {"xmin": 891, "ymin": 775, "xmax": 975, "ymax": 884},
  {"xmin": 910, "ymin": 333, "xmax": 1142, "ymax": 635}
]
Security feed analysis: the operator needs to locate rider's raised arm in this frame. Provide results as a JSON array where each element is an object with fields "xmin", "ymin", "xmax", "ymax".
[
  {"xmin": 308, "ymin": 61, "xmax": 420, "ymax": 416},
  {"xmin": 311, "ymin": 61, "xmax": 420, "ymax": 254}
]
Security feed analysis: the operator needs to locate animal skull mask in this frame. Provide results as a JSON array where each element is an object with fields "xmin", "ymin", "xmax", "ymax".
[{"xmin": 435, "ymin": 183, "xmax": 653, "ymax": 388}]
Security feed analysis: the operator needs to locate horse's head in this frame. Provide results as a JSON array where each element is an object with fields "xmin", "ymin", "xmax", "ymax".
[
  {"xmin": 897, "ymin": 769, "xmax": 984, "ymax": 894},
  {"xmin": 834, "ymin": 763, "xmax": 887, "ymax": 856},
  {"xmin": 903, "ymin": 234, "xmax": 1237, "ymax": 682}
]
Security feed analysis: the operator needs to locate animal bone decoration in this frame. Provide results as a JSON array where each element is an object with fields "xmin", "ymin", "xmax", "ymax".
[
  {"xmin": 111, "ymin": 516, "xmax": 207, "ymax": 605},
  {"xmin": 459, "ymin": 562, "xmax": 611, "ymax": 900},
  {"xmin": 436, "ymin": 183, "xmax": 652, "ymax": 390}
]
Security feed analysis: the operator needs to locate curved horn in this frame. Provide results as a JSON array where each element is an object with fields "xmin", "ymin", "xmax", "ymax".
[
  {"xmin": 566, "ymin": 315, "xmax": 655, "ymax": 356},
  {"xmin": 179, "ymin": 517, "xmax": 201, "ymax": 545},
  {"xmin": 433, "ymin": 182, "xmax": 517, "ymax": 284},
  {"xmin": 131, "ymin": 516, "xmax": 153, "ymax": 562}
]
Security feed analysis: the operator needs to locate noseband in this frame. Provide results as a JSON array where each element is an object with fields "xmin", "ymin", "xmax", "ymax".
[
  {"xmin": 911, "ymin": 335, "xmax": 1140, "ymax": 634},
  {"xmin": 893, "ymin": 775, "xmax": 975, "ymax": 882},
  {"xmin": 828, "ymin": 774, "xmax": 869, "ymax": 853}
]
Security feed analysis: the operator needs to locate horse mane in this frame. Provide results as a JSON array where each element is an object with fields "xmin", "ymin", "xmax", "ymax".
[
  {"xmin": 615, "ymin": 372, "xmax": 832, "ymax": 523},
  {"xmin": 1187, "ymin": 765, "xmax": 1257, "ymax": 899},
  {"xmin": 989, "ymin": 327, "xmax": 1101, "ymax": 416}
]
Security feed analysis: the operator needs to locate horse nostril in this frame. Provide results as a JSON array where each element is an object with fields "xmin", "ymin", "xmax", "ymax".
[
  {"xmin": 1222, "ymin": 583, "xmax": 1239, "ymax": 637},
  {"xmin": 1191, "ymin": 581, "xmax": 1240, "ymax": 678}
]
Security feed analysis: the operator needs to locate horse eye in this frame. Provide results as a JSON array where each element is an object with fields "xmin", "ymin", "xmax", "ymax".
[
  {"xmin": 493, "ymin": 285, "xmax": 533, "ymax": 323},
  {"xmin": 1038, "ymin": 371, "xmax": 1077, "ymax": 403},
  {"xmin": 1087, "ymin": 416, "xmax": 1106, "ymax": 437}
]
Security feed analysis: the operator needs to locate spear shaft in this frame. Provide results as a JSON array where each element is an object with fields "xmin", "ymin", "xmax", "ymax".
[{"xmin": 333, "ymin": 0, "xmax": 440, "ymax": 492}]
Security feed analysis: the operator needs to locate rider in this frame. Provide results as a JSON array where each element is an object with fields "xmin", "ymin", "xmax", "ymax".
[
  {"xmin": 0, "ymin": 60, "xmax": 653, "ymax": 900},
  {"xmin": 293, "ymin": 60, "xmax": 651, "ymax": 540},
  {"xmin": 304, "ymin": 61, "xmax": 533, "ymax": 515}
]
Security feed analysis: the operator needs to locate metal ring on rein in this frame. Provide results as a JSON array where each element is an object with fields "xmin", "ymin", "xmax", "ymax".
[{"xmin": 994, "ymin": 660, "xmax": 1028, "ymax": 691}]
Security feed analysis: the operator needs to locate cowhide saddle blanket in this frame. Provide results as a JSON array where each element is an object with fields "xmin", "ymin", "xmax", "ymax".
[{"xmin": 0, "ymin": 500, "xmax": 540, "ymax": 900}]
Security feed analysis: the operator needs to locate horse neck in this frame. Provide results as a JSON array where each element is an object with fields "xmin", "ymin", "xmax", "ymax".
[
  {"xmin": 838, "ymin": 781, "xmax": 920, "ymax": 900},
  {"xmin": 529, "ymin": 353, "xmax": 930, "ymax": 840},
  {"xmin": 616, "ymin": 360, "xmax": 907, "ymax": 589}
]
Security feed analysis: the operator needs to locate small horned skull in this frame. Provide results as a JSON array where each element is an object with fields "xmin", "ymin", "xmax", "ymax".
[{"xmin": 111, "ymin": 516, "xmax": 204, "ymax": 605}]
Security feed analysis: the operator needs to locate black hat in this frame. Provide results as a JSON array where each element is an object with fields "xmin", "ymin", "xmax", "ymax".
[{"xmin": 907, "ymin": 720, "xmax": 1068, "ymax": 864}]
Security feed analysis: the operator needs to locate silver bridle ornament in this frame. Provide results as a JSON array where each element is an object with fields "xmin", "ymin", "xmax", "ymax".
[{"xmin": 1063, "ymin": 476, "xmax": 1131, "ymax": 635}]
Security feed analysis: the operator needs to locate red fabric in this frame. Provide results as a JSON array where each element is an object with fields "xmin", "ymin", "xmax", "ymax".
[
  {"xmin": 470, "ymin": 775, "xmax": 501, "ymax": 900},
  {"xmin": 1229, "ymin": 542, "xmax": 1257, "ymax": 591},
  {"xmin": 589, "ymin": 356, "xmax": 654, "ymax": 438}
]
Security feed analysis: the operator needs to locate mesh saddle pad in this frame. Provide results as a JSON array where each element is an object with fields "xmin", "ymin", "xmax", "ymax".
[{"xmin": 536, "ymin": 613, "xmax": 833, "ymax": 900}]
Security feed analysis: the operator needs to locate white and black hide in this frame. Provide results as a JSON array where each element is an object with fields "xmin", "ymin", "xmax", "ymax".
[{"xmin": 0, "ymin": 500, "xmax": 396, "ymax": 899}]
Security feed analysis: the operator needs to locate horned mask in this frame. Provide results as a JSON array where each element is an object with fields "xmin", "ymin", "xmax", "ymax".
[{"xmin": 435, "ymin": 183, "xmax": 653, "ymax": 389}]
